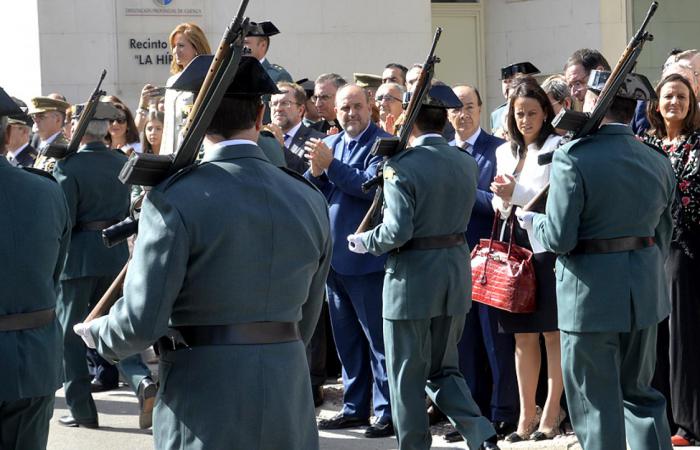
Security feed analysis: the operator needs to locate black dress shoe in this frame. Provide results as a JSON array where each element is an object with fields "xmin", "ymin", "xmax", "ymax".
[
  {"xmin": 137, "ymin": 377, "xmax": 158, "ymax": 429},
  {"xmin": 312, "ymin": 385, "xmax": 324, "ymax": 408},
  {"xmin": 58, "ymin": 414, "xmax": 99, "ymax": 429},
  {"xmin": 493, "ymin": 421, "xmax": 517, "ymax": 439},
  {"xmin": 90, "ymin": 379, "xmax": 118, "ymax": 393},
  {"xmin": 444, "ymin": 430, "xmax": 463, "ymax": 442},
  {"xmin": 427, "ymin": 404, "xmax": 447, "ymax": 425},
  {"xmin": 318, "ymin": 413, "xmax": 370, "ymax": 430},
  {"xmin": 479, "ymin": 435, "xmax": 500, "ymax": 450},
  {"xmin": 364, "ymin": 418, "xmax": 394, "ymax": 438}
]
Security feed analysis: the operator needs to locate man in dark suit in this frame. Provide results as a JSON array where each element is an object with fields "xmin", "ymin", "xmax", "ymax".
[
  {"xmin": 269, "ymin": 81, "xmax": 325, "ymax": 174},
  {"xmin": 446, "ymin": 85, "xmax": 518, "ymax": 440},
  {"xmin": 5, "ymin": 98, "xmax": 37, "ymax": 168},
  {"xmin": 310, "ymin": 73, "xmax": 346, "ymax": 134},
  {"xmin": 304, "ymin": 84, "xmax": 393, "ymax": 438}
]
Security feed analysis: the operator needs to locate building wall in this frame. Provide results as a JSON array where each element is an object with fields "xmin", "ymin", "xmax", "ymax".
[
  {"xmin": 3, "ymin": 0, "xmax": 431, "ymax": 110},
  {"xmin": 0, "ymin": 1, "xmax": 43, "ymax": 102},
  {"xmin": 483, "ymin": 0, "xmax": 605, "ymax": 114}
]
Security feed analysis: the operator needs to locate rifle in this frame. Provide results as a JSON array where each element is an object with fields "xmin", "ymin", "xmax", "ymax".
[
  {"xmin": 86, "ymin": 0, "xmax": 251, "ymax": 320},
  {"xmin": 42, "ymin": 70, "xmax": 107, "ymax": 159},
  {"xmin": 523, "ymin": 1, "xmax": 658, "ymax": 213},
  {"xmin": 355, "ymin": 27, "xmax": 442, "ymax": 233}
]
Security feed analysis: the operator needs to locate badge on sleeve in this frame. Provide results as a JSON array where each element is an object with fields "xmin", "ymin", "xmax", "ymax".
[{"xmin": 383, "ymin": 166, "xmax": 396, "ymax": 181}]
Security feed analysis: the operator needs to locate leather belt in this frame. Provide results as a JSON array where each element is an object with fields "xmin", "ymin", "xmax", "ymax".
[
  {"xmin": 75, "ymin": 220, "xmax": 120, "ymax": 232},
  {"xmin": 399, "ymin": 233, "xmax": 466, "ymax": 252},
  {"xmin": 571, "ymin": 236, "xmax": 655, "ymax": 254},
  {"xmin": 0, "ymin": 308, "xmax": 56, "ymax": 332},
  {"xmin": 161, "ymin": 322, "xmax": 301, "ymax": 351}
]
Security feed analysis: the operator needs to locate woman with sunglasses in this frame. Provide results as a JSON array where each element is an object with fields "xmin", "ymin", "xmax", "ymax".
[{"xmin": 104, "ymin": 95, "xmax": 140, "ymax": 155}]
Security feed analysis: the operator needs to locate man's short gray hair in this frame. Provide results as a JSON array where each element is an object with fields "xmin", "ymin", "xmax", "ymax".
[
  {"xmin": 84, "ymin": 119, "xmax": 109, "ymax": 141},
  {"xmin": 315, "ymin": 73, "xmax": 347, "ymax": 89}
]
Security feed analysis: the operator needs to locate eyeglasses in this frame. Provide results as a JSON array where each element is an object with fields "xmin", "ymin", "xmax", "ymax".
[
  {"xmin": 375, "ymin": 94, "xmax": 402, "ymax": 103},
  {"xmin": 110, "ymin": 118, "xmax": 126, "ymax": 124},
  {"xmin": 269, "ymin": 100, "xmax": 300, "ymax": 108},
  {"xmin": 311, "ymin": 94, "xmax": 333, "ymax": 103}
]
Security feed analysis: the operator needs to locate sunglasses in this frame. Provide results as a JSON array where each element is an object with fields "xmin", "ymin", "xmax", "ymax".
[{"xmin": 110, "ymin": 118, "xmax": 127, "ymax": 124}]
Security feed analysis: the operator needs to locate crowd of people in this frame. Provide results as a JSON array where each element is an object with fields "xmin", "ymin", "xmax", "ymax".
[{"xmin": 0, "ymin": 16, "xmax": 699, "ymax": 450}]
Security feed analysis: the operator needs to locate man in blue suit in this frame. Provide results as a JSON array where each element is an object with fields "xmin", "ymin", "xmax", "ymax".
[
  {"xmin": 447, "ymin": 85, "xmax": 518, "ymax": 440},
  {"xmin": 305, "ymin": 84, "xmax": 393, "ymax": 438}
]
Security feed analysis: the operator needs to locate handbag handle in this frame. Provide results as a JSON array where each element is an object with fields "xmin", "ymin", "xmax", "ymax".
[{"xmin": 480, "ymin": 211, "xmax": 516, "ymax": 284}]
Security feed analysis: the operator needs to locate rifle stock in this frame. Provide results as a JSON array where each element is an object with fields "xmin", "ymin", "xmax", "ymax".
[
  {"xmin": 355, "ymin": 27, "xmax": 443, "ymax": 233},
  {"xmin": 523, "ymin": 0, "xmax": 658, "ymax": 213},
  {"xmin": 42, "ymin": 70, "xmax": 107, "ymax": 159}
]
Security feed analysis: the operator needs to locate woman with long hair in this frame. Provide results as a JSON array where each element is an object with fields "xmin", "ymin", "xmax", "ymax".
[
  {"xmin": 104, "ymin": 95, "xmax": 140, "ymax": 155},
  {"xmin": 644, "ymin": 73, "xmax": 700, "ymax": 447},
  {"xmin": 491, "ymin": 75, "xmax": 566, "ymax": 443}
]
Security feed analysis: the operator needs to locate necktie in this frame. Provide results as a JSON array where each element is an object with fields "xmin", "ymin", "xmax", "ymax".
[
  {"xmin": 283, "ymin": 134, "xmax": 291, "ymax": 149},
  {"xmin": 343, "ymin": 140, "xmax": 357, "ymax": 163},
  {"xmin": 462, "ymin": 142, "xmax": 472, "ymax": 154}
]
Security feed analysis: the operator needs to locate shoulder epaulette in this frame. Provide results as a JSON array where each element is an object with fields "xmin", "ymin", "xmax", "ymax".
[
  {"xmin": 160, "ymin": 164, "xmax": 200, "ymax": 190},
  {"xmin": 22, "ymin": 166, "xmax": 57, "ymax": 182},
  {"xmin": 279, "ymin": 166, "xmax": 323, "ymax": 195}
]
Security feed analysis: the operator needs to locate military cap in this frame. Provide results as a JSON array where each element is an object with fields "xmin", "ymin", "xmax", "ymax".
[
  {"xmin": 7, "ymin": 96, "xmax": 33, "ymax": 126},
  {"xmin": 587, "ymin": 70, "xmax": 657, "ymax": 101},
  {"xmin": 422, "ymin": 84, "xmax": 463, "ymax": 109},
  {"xmin": 501, "ymin": 61, "xmax": 540, "ymax": 80},
  {"xmin": 248, "ymin": 21, "xmax": 280, "ymax": 37},
  {"xmin": 169, "ymin": 55, "xmax": 281, "ymax": 96},
  {"xmin": 354, "ymin": 73, "xmax": 383, "ymax": 90},
  {"xmin": 73, "ymin": 101, "xmax": 123, "ymax": 121},
  {"xmin": 296, "ymin": 78, "xmax": 315, "ymax": 99},
  {"xmin": 27, "ymin": 96, "xmax": 71, "ymax": 115},
  {"xmin": 0, "ymin": 87, "xmax": 22, "ymax": 117}
]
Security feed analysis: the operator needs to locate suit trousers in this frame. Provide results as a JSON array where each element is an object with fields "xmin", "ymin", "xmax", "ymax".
[
  {"xmin": 384, "ymin": 315, "xmax": 495, "ymax": 450},
  {"xmin": 57, "ymin": 275, "xmax": 115, "ymax": 421},
  {"xmin": 458, "ymin": 302, "xmax": 518, "ymax": 423},
  {"xmin": 87, "ymin": 350, "xmax": 151, "ymax": 392},
  {"xmin": 326, "ymin": 269, "xmax": 391, "ymax": 419},
  {"xmin": 0, "ymin": 394, "xmax": 54, "ymax": 450},
  {"xmin": 561, "ymin": 326, "xmax": 672, "ymax": 450}
]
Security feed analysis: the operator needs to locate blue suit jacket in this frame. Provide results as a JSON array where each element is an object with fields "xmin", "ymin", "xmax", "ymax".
[
  {"xmin": 305, "ymin": 122, "xmax": 390, "ymax": 275},
  {"xmin": 451, "ymin": 130, "xmax": 504, "ymax": 248}
]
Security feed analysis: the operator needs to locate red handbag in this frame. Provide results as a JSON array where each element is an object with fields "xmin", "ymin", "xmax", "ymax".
[{"xmin": 470, "ymin": 213, "xmax": 536, "ymax": 313}]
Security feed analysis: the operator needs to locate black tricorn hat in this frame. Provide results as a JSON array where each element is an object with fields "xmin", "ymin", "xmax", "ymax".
[
  {"xmin": 169, "ymin": 55, "xmax": 281, "ymax": 96},
  {"xmin": 296, "ymin": 78, "xmax": 315, "ymax": 99},
  {"xmin": 248, "ymin": 21, "xmax": 280, "ymax": 37},
  {"xmin": 7, "ymin": 97, "xmax": 34, "ymax": 127},
  {"xmin": 501, "ymin": 62, "xmax": 540, "ymax": 80},
  {"xmin": 0, "ymin": 87, "xmax": 23, "ymax": 117},
  {"xmin": 422, "ymin": 84, "xmax": 463, "ymax": 109}
]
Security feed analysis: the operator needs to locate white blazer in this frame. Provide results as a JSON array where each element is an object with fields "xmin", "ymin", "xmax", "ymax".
[{"xmin": 492, "ymin": 133, "xmax": 562, "ymax": 252}]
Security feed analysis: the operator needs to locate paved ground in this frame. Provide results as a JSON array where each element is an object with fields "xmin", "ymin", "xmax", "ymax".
[{"xmin": 46, "ymin": 372, "xmax": 698, "ymax": 449}]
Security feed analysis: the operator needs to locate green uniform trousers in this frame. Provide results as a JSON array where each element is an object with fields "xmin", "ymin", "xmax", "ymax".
[
  {"xmin": 57, "ymin": 276, "xmax": 114, "ymax": 421},
  {"xmin": 561, "ymin": 326, "xmax": 672, "ymax": 450},
  {"xmin": 384, "ymin": 315, "xmax": 495, "ymax": 450},
  {"xmin": 0, "ymin": 394, "xmax": 54, "ymax": 450}
]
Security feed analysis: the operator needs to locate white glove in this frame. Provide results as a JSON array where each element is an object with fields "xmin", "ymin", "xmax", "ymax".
[
  {"xmin": 73, "ymin": 322, "xmax": 96, "ymax": 349},
  {"xmin": 347, "ymin": 234, "xmax": 368, "ymax": 254},
  {"xmin": 515, "ymin": 209, "xmax": 536, "ymax": 230}
]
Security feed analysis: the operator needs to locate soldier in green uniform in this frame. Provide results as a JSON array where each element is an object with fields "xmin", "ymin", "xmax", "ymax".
[
  {"xmin": 74, "ymin": 57, "xmax": 331, "ymax": 450},
  {"xmin": 0, "ymin": 86, "xmax": 71, "ymax": 450},
  {"xmin": 28, "ymin": 96, "xmax": 70, "ymax": 173},
  {"xmin": 348, "ymin": 85, "xmax": 499, "ymax": 450},
  {"xmin": 53, "ymin": 102, "xmax": 132, "ymax": 428},
  {"xmin": 518, "ymin": 71, "xmax": 675, "ymax": 450}
]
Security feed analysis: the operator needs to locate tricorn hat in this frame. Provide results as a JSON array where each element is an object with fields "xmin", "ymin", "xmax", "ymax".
[
  {"xmin": 296, "ymin": 78, "xmax": 315, "ymax": 99},
  {"xmin": 422, "ymin": 84, "xmax": 463, "ymax": 109},
  {"xmin": 586, "ymin": 70, "xmax": 656, "ymax": 101},
  {"xmin": 73, "ymin": 101, "xmax": 124, "ymax": 121},
  {"xmin": 27, "ymin": 96, "xmax": 70, "ymax": 115},
  {"xmin": 247, "ymin": 21, "xmax": 280, "ymax": 37},
  {"xmin": 353, "ymin": 73, "xmax": 383, "ymax": 90},
  {"xmin": 169, "ymin": 55, "xmax": 281, "ymax": 96},
  {"xmin": 7, "ymin": 97, "xmax": 33, "ymax": 126},
  {"xmin": 501, "ymin": 62, "xmax": 540, "ymax": 80},
  {"xmin": 0, "ymin": 87, "xmax": 22, "ymax": 117}
]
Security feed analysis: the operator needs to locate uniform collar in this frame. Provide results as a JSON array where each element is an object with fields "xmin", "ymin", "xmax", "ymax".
[
  {"xmin": 79, "ymin": 141, "xmax": 109, "ymax": 152},
  {"xmin": 202, "ymin": 140, "xmax": 270, "ymax": 163},
  {"xmin": 412, "ymin": 133, "xmax": 446, "ymax": 147},
  {"xmin": 597, "ymin": 123, "xmax": 634, "ymax": 136}
]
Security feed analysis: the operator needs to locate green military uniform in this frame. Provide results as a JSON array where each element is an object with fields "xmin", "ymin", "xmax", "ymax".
[
  {"xmin": 531, "ymin": 124, "xmax": 675, "ymax": 450},
  {"xmin": 0, "ymin": 86, "xmax": 72, "ymax": 450},
  {"xmin": 88, "ymin": 142, "xmax": 331, "ymax": 449},
  {"xmin": 358, "ymin": 127, "xmax": 496, "ymax": 448},
  {"xmin": 54, "ymin": 140, "xmax": 131, "ymax": 424},
  {"xmin": 28, "ymin": 96, "xmax": 71, "ymax": 173},
  {"xmin": 257, "ymin": 133, "xmax": 286, "ymax": 167},
  {"xmin": 262, "ymin": 58, "xmax": 293, "ymax": 84}
]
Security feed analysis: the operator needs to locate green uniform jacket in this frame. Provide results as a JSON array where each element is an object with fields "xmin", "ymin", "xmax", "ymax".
[
  {"xmin": 532, "ymin": 125, "xmax": 676, "ymax": 332},
  {"xmin": 53, "ymin": 141, "xmax": 130, "ymax": 280},
  {"xmin": 88, "ymin": 143, "xmax": 331, "ymax": 449},
  {"xmin": 0, "ymin": 158, "xmax": 71, "ymax": 401},
  {"xmin": 262, "ymin": 58, "xmax": 293, "ymax": 84},
  {"xmin": 361, "ymin": 135, "xmax": 479, "ymax": 320}
]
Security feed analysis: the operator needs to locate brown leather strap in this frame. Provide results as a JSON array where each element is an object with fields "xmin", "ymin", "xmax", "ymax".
[
  {"xmin": 572, "ymin": 236, "xmax": 655, "ymax": 254},
  {"xmin": 165, "ymin": 322, "xmax": 301, "ymax": 350},
  {"xmin": 399, "ymin": 233, "xmax": 466, "ymax": 252},
  {"xmin": 0, "ymin": 308, "xmax": 56, "ymax": 332},
  {"xmin": 75, "ymin": 220, "xmax": 120, "ymax": 232}
]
